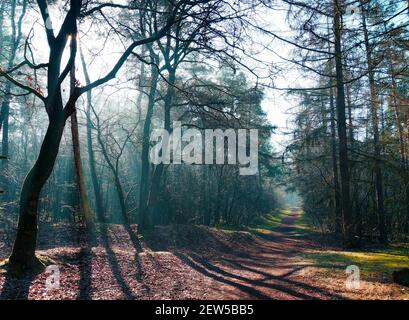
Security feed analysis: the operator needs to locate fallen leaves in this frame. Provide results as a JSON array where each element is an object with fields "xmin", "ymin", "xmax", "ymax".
[{"xmin": 0, "ymin": 218, "xmax": 408, "ymax": 300}]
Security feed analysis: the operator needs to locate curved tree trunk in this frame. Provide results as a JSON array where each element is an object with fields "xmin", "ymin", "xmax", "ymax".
[
  {"xmin": 9, "ymin": 114, "xmax": 66, "ymax": 271},
  {"xmin": 7, "ymin": 0, "xmax": 80, "ymax": 273}
]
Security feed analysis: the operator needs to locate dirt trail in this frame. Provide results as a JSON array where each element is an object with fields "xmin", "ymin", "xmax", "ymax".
[
  {"xmin": 177, "ymin": 207, "xmax": 341, "ymax": 300},
  {"xmin": 0, "ymin": 209, "xmax": 345, "ymax": 299}
]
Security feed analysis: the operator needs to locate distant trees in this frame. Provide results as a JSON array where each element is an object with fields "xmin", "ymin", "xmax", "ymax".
[
  {"xmin": 0, "ymin": 0, "xmax": 283, "ymax": 274},
  {"xmin": 151, "ymin": 68, "xmax": 279, "ymax": 226},
  {"xmin": 4, "ymin": 0, "xmax": 406, "ymax": 277},
  {"xmin": 0, "ymin": 0, "xmax": 28, "ymax": 200},
  {"xmin": 0, "ymin": 0, "xmax": 209, "ymax": 273},
  {"xmin": 285, "ymin": 0, "xmax": 409, "ymax": 243}
]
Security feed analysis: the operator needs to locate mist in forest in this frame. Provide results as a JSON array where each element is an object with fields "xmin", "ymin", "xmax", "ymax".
[{"xmin": 0, "ymin": 0, "xmax": 408, "ymax": 301}]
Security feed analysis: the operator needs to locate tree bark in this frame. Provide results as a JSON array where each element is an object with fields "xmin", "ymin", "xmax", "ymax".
[
  {"xmin": 70, "ymin": 61, "xmax": 94, "ymax": 232},
  {"xmin": 329, "ymin": 86, "xmax": 342, "ymax": 233},
  {"xmin": 333, "ymin": 0, "xmax": 355, "ymax": 247},
  {"xmin": 70, "ymin": 110, "xmax": 94, "ymax": 228},
  {"xmin": 346, "ymin": 85, "xmax": 354, "ymax": 146},
  {"xmin": 138, "ymin": 60, "xmax": 159, "ymax": 230},
  {"xmin": 9, "ymin": 113, "xmax": 66, "ymax": 271},
  {"xmin": 0, "ymin": 96, "xmax": 10, "ymax": 194},
  {"xmin": 7, "ymin": 0, "xmax": 81, "ymax": 272}
]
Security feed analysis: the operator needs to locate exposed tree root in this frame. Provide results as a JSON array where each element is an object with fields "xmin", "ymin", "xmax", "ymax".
[{"xmin": 0, "ymin": 254, "xmax": 55, "ymax": 278}]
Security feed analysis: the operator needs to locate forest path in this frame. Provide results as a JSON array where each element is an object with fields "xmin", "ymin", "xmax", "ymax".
[
  {"xmin": 168, "ymin": 207, "xmax": 341, "ymax": 300},
  {"xmin": 1, "ymin": 208, "xmax": 406, "ymax": 299}
]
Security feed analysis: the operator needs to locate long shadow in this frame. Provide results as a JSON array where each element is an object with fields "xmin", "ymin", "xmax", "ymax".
[
  {"xmin": 220, "ymin": 257, "xmax": 343, "ymax": 300},
  {"xmin": 143, "ymin": 225, "xmax": 290, "ymax": 264},
  {"xmin": 174, "ymin": 252, "xmax": 273, "ymax": 300},
  {"xmin": 0, "ymin": 271, "xmax": 37, "ymax": 300},
  {"xmin": 185, "ymin": 252, "xmax": 324, "ymax": 300},
  {"xmin": 74, "ymin": 223, "xmax": 93, "ymax": 300},
  {"xmin": 99, "ymin": 224, "xmax": 137, "ymax": 300},
  {"xmin": 197, "ymin": 238, "xmax": 295, "ymax": 264},
  {"xmin": 78, "ymin": 245, "xmax": 92, "ymax": 300},
  {"xmin": 196, "ymin": 225, "xmax": 344, "ymax": 299},
  {"xmin": 123, "ymin": 224, "xmax": 145, "ymax": 283},
  {"xmin": 76, "ymin": 222, "xmax": 145, "ymax": 300}
]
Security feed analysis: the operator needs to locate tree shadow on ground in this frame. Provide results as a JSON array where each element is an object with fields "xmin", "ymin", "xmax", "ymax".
[
  {"xmin": 220, "ymin": 257, "xmax": 344, "ymax": 299},
  {"xmin": 78, "ymin": 245, "xmax": 92, "ymax": 300},
  {"xmin": 174, "ymin": 251, "xmax": 343, "ymax": 300},
  {"xmin": 96, "ymin": 224, "xmax": 137, "ymax": 299},
  {"xmin": 0, "ymin": 270, "xmax": 37, "ymax": 300},
  {"xmin": 77, "ymin": 223, "xmax": 145, "ymax": 300},
  {"xmin": 174, "ymin": 252, "xmax": 273, "ymax": 299}
]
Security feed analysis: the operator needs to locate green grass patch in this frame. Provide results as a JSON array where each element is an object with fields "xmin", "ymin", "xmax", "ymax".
[
  {"xmin": 288, "ymin": 210, "xmax": 316, "ymax": 237},
  {"xmin": 249, "ymin": 209, "xmax": 287, "ymax": 234},
  {"xmin": 303, "ymin": 245, "xmax": 409, "ymax": 278},
  {"xmin": 250, "ymin": 207, "xmax": 312, "ymax": 236}
]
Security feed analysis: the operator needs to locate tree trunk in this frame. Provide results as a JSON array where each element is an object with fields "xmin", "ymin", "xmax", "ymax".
[
  {"xmin": 346, "ymin": 85, "xmax": 354, "ymax": 146},
  {"xmin": 94, "ymin": 115, "xmax": 142, "ymax": 251},
  {"xmin": 70, "ymin": 64, "xmax": 94, "ymax": 232},
  {"xmin": 0, "ymin": 96, "xmax": 10, "ymax": 195},
  {"xmin": 115, "ymin": 173, "xmax": 129, "ymax": 224},
  {"xmin": 70, "ymin": 111, "xmax": 94, "ymax": 225},
  {"xmin": 80, "ymin": 49, "xmax": 105, "ymax": 223},
  {"xmin": 361, "ymin": 1, "xmax": 387, "ymax": 244},
  {"xmin": 202, "ymin": 166, "xmax": 210, "ymax": 225},
  {"xmin": 9, "ymin": 114, "xmax": 66, "ymax": 271},
  {"xmin": 139, "ymin": 62, "xmax": 159, "ymax": 230},
  {"xmin": 333, "ymin": 0, "xmax": 355, "ymax": 247},
  {"xmin": 7, "ymin": 0, "xmax": 77, "ymax": 272},
  {"xmin": 145, "ymin": 68, "xmax": 176, "ymax": 227},
  {"xmin": 329, "ymin": 86, "xmax": 342, "ymax": 233},
  {"xmin": 214, "ymin": 178, "xmax": 221, "ymax": 226}
]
